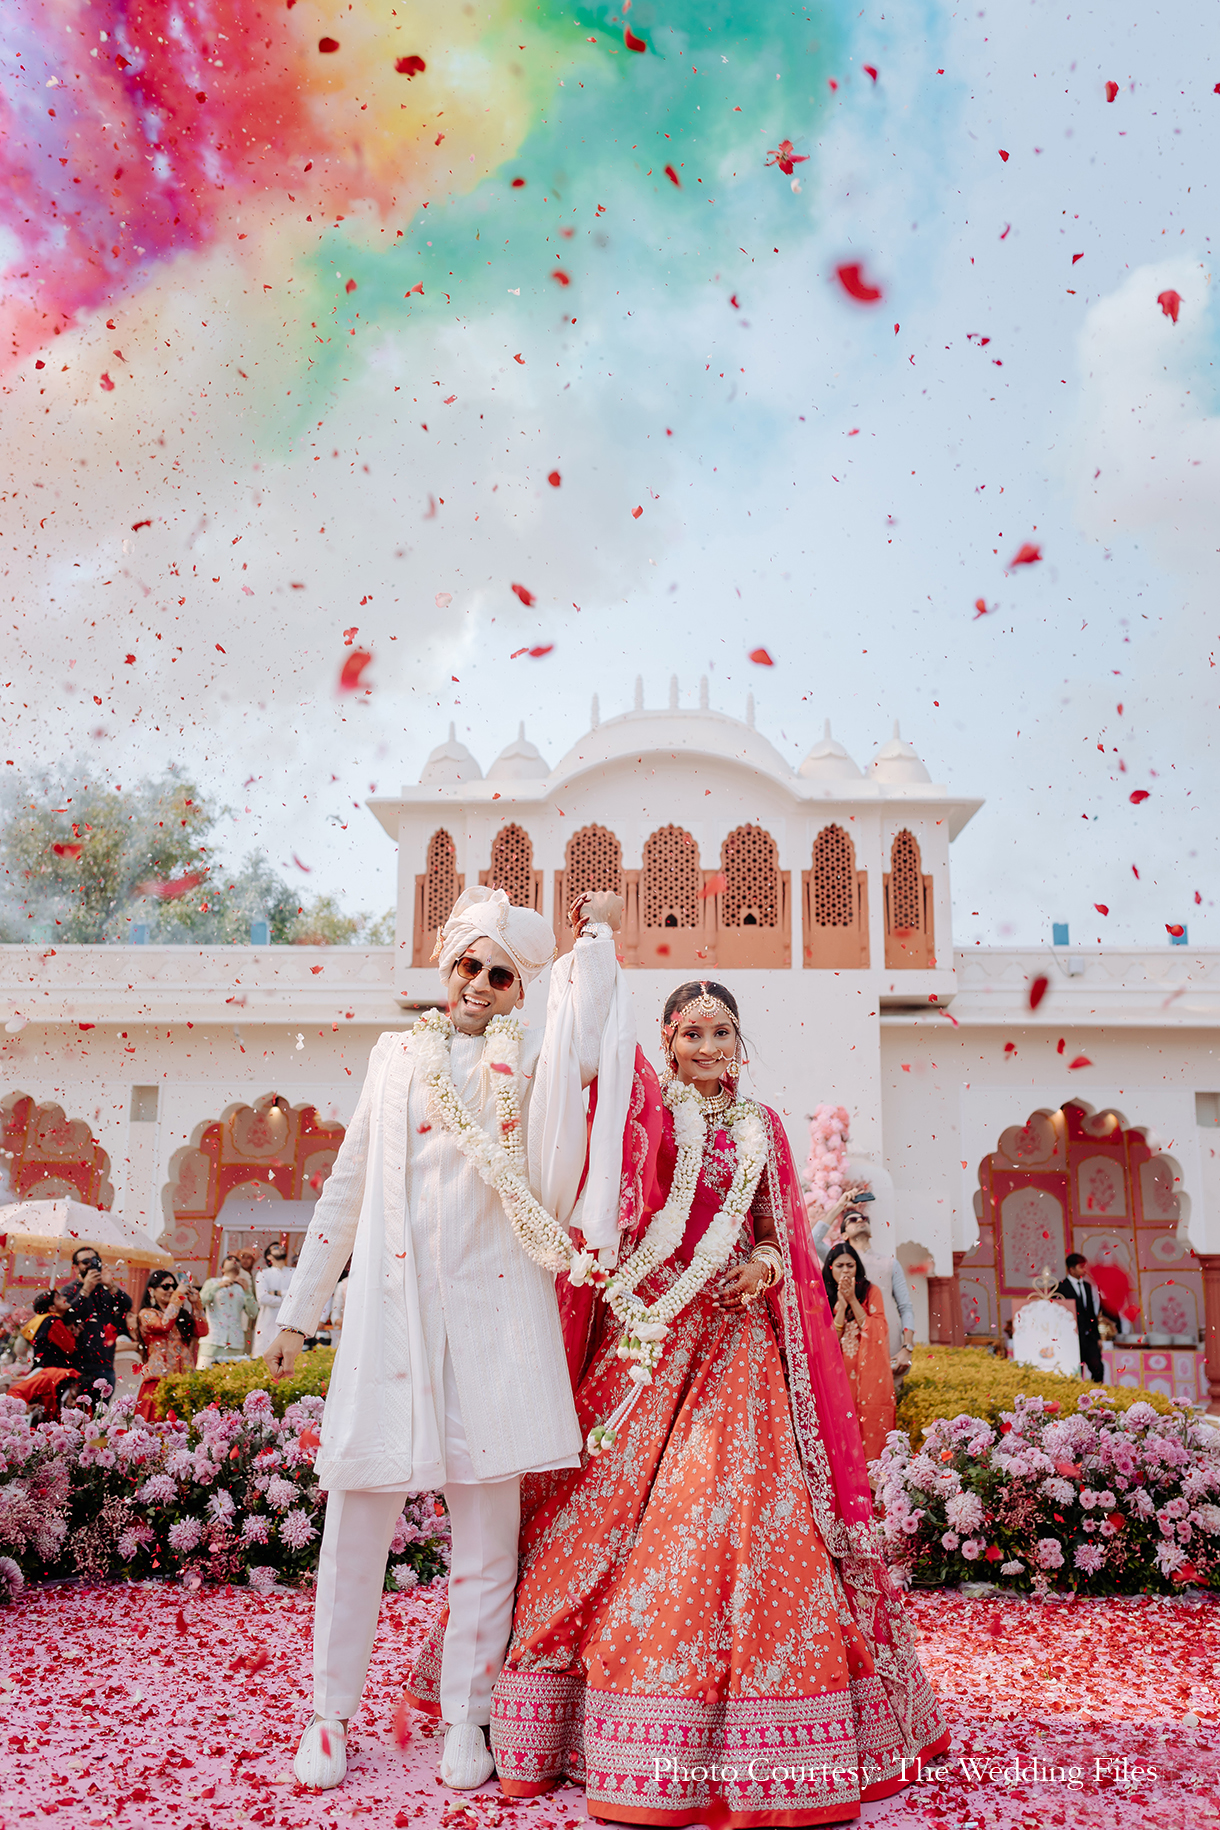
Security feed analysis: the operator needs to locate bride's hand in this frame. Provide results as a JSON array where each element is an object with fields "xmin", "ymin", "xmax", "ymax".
[{"xmin": 716, "ymin": 1263, "xmax": 769, "ymax": 1310}]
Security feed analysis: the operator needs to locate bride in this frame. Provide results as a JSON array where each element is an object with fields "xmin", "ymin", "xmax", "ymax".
[{"xmin": 478, "ymin": 979, "xmax": 949, "ymax": 1826}]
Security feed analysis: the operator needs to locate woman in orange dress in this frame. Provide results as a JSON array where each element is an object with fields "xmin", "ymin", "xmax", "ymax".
[
  {"xmin": 824, "ymin": 1242, "xmax": 897, "ymax": 1467},
  {"xmin": 133, "ymin": 1272, "xmax": 202, "ymax": 1420},
  {"xmin": 408, "ymin": 980, "xmax": 948, "ymax": 1825}
]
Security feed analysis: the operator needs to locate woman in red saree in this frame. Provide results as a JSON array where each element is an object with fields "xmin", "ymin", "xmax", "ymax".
[
  {"xmin": 455, "ymin": 980, "xmax": 947, "ymax": 1827},
  {"xmin": 824, "ymin": 1242, "xmax": 897, "ymax": 1467},
  {"xmin": 133, "ymin": 1273, "xmax": 203, "ymax": 1420}
]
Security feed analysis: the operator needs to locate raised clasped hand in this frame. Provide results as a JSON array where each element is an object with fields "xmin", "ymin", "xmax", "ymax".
[{"xmin": 715, "ymin": 1262, "xmax": 769, "ymax": 1311}]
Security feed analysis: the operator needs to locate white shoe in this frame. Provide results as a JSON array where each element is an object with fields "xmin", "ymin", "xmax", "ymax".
[
  {"xmin": 440, "ymin": 1722, "xmax": 495, "ymax": 1790},
  {"xmin": 293, "ymin": 1716, "xmax": 347, "ymax": 1789}
]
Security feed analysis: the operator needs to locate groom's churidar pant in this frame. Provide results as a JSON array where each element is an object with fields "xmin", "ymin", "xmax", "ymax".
[{"xmin": 313, "ymin": 1476, "xmax": 520, "ymax": 1724}]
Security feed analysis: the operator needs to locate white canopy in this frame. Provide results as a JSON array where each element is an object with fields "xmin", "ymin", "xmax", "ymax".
[{"xmin": 0, "ymin": 1198, "xmax": 172, "ymax": 1270}]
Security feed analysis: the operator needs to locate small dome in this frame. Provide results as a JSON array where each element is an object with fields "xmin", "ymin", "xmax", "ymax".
[
  {"xmin": 487, "ymin": 722, "xmax": 549, "ymax": 781},
  {"xmin": 420, "ymin": 722, "xmax": 482, "ymax": 785},
  {"xmin": 798, "ymin": 719, "xmax": 863, "ymax": 781},
  {"xmin": 870, "ymin": 720, "xmax": 932, "ymax": 784}
]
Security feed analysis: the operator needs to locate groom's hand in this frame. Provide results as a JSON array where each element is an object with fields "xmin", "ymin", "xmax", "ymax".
[
  {"xmin": 580, "ymin": 891, "xmax": 623, "ymax": 932},
  {"xmin": 262, "ymin": 1328, "xmax": 305, "ymax": 1378}
]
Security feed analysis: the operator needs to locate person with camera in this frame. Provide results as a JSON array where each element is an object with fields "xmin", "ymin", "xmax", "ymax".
[
  {"xmin": 198, "ymin": 1254, "xmax": 258, "ymax": 1369},
  {"xmin": 133, "ymin": 1272, "xmax": 206, "ymax": 1419},
  {"xmin": 60, "ymin": 1245, "xmax": 133, "ymax": 1399}
]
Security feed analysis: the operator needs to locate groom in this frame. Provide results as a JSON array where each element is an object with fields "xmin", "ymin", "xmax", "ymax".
[{"xmin": 266, "ymin": 885, "xmax": 629, "ymax": 1792}]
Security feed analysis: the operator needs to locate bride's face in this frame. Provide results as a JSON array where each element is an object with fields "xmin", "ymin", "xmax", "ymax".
[{"xmin": 669, "ymin": 1015, "xmax": 737, "ymax": 1085}]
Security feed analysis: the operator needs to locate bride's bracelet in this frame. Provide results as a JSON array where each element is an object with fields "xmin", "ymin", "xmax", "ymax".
[{"xmin": 749, "ymin": 1243, "xmax": 784, "ymax": 1291}]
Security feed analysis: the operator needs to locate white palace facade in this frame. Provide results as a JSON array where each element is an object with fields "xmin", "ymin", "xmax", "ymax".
[{"xmin": 3, "ymin": 680, "xmax": 1219, "ymax": 1408}]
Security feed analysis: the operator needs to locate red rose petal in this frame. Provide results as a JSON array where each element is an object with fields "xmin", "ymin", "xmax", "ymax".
[
  {"xmin": 700, "ymin": 872, "xmax": 728, "ymax": 899},
  {"xmin": 395, "ymin": 54, "xmax": 426, "ymax": 76},
  {"xmin": 1166, "ymin": 923, "xmax": 1185, "ymax": 937},
  {"xmin": 664, "ymin": 164, "xmax": 680, "ymax": 186},
  {"xmin": 624, "ymin": 26, "xmax": 647, "ymax": 51},
  {"xmin": 1068, "ymin": 1054, "xmax": 1093, "ymax": 1069},
  {"xmin": 998, "ymin": 148, "xmax": 1009, "ymax": 160},
  {"xmin": 1007, "ymin": 542, "xmax": 1042, "ymax": 569},
  {"xmin": 834, "ymin": 261, "xmax": 883, "ymax": 303},
  {"xmin": 1094, "ymin": 903, "xmax": 1109, "ymax": 915},
  {"xmin": 527, "ymin": 643, "xmax": 554, "ymax": 657},
  {"xmin": 318, "ymin": 36, "xmax": 340, "ymax": 53},
  {"xmin": 1129, "ymin": 789, "xmax": 1150, "ymax": 804},
  {"xmin": 547, "ymin": 470, "xmax": 561, "ymax": 487},
  {"xmin": 511, "ymin": 582, "xmax": 536, "ymax": 606},
  {"xmin": 338, "ymin": 649, "xmax": 373, "ymax": 691},
  {"xmin": 748, "ymin": 646, "xmax": 774, "ymax": 665},
  {"xmin": 1157, "ymin": 288, "xmax": 1182, "ymax": 323},
  {"xmin": 1027, "ymin": 974, "xmax": 1049, "ymax": 1010},
  {"xmin": 1105, "ymin": 80, "xmax": 1119, "ymax": 102}
]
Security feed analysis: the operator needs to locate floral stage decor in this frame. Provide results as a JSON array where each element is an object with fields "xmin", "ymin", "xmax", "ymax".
[
  {"xmin": 879, "ymin": 1392, "xmax": 1220, "ymax": 1595},
  {"xmin": 0, "ymin": 1389, "xmax": 449, "ymax": 1595}
]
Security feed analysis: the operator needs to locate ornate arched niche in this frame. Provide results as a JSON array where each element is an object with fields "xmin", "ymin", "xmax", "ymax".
[
  {"xmin": 802, "ymin": 823, "xmax": 869, "ymax": 969},
  {"xmin": 713, "ymin": 824, "xmax": 790, "ymax": 968},
  {"xmin": 163, "ymin": 1093, "xmax": 345, "ymax": 1280},
  {"xmin": 635, "ymin": 824, "xmax": 713, "ymax": 969},
  {"xmin": 554, "ymin": 824, "xmax": 623, "ymax": 958},
  {"xmin": 479, "ymin": 822, "xmax": 542, "ymax": 913},
  {"xmin": 959, "ymin": 1099, "xmax": 1197, "ymax": 1346},
  {"xmin": 883, "ymin": 828, "xmax": 934, "ymax": 968},
  {"xmin": 413, "ymin": 828, "xmax": 466, "ymax": 967}
]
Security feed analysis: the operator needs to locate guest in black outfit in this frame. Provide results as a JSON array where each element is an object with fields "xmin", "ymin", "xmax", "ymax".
[
  {"xmin": 60, "ymin": 1245, "xmax": 133, "ymax": 1397},
  {"xmin": 1056, "ymin": 1252, "xmax": 1104, "ymax": 1383}
]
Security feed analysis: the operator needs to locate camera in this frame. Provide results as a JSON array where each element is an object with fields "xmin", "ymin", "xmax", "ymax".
[{"xmin": 79, "ymin": 1253, "xmax": 103, "ymax": 1273}]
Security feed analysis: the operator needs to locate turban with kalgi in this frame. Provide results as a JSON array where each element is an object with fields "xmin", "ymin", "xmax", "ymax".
[{"xmin": 432, "ymin": 886, "xmax": 557, "ymax": 988}]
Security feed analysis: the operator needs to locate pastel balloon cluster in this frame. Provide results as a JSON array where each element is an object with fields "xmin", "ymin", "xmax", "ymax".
[{"xmin": 807, "ymin": 1103, "xmax": 852, "ymax": 1213}]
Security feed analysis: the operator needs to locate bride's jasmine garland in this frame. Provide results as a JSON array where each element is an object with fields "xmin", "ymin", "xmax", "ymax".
[
  {"xmin": 588, "ymin": 1081, "xmax": 768, "ymax": 1456},
  {"xmin": 408, "ymin": 1008, "xmax": 580, "ymax": 1275}
]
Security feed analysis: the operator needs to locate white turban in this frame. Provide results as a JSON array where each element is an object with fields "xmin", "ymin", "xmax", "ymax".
[{"xmin": 432, "ymin": 886, "xmax": 556, "ymax": 987}]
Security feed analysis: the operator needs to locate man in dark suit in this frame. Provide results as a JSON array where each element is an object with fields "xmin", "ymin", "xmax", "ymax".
[{"xmin": 1056, "ymin": 1253, "xmax": 1104, "ymax": 1382}]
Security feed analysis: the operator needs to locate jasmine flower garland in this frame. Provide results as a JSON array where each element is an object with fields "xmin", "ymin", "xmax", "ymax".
[{"xmin": 588, "ymin": 1083, "xmax": 768, "ymax": 1455}]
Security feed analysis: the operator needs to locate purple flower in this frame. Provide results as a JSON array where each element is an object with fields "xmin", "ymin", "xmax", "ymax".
[
  {"xmin": 278, "ymin": 1508, "xmax": 317, "ymax": 1551},
  {"xmin": 1073, "ymin": 1543, "xmax": 1105, "ymax": 1573},
  {"xmin": 1035, "ymin": 1538, "xmax": 1064, "ymax": 1570},
  {"xmin": 264, "ymin": 1476, "xmax": 298, "ymax": 1513},
  {"xmin": 241, "ymin": 1515, "xmax": 271, "ymax": 1544},
  {"xmin": 167, "ymin": 1517, "xmax": 203, "ymax": 1554},
  {"xmin": 941, "ymin": 1531, "xmax": 961, "ymax": 1551},
  {"xmin": 137, "ymin": 1474, "xmax": 177, "ymax": 1506},
  {"xmin": 960, "ymin": 1538, "xmax": 984, "ymax": 1561}
]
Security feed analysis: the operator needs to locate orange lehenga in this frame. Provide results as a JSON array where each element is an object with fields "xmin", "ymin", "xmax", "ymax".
[
  {"xmin": 839, "ymin": 1286, "xmax": 897, "ymax": 1467},
  {"xmin": 410, "ymin": 1100, "xmax": 947, "ymax": 1827}
]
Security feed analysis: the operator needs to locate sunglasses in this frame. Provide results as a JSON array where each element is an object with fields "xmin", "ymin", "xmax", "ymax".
[{"xmin": 453, "ymin": 954, "xmax": 518, "ymax": 992}]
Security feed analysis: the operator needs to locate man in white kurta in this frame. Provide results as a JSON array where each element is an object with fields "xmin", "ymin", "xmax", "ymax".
[{"xmin": 265, "ymin": 887, "xmax": 631, "ymax": 1793}]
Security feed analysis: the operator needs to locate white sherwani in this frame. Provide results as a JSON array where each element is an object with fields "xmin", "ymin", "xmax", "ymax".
[{"xmin": 278, "ymin": 924, "xmax": 617, "ymax": 1489}]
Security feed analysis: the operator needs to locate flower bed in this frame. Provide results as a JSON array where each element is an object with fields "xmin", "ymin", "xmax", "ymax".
[
  {"xmin": 896, "ymin": 1344, "xmax": 1174, "ymax": 1448},
  {"xmin": 152, "ymin": 1345, "xmax": 335, "ymax": 1420},
  {"xmin": 0, "ymin": 1386, "xmax": 448, "ymax": 1599},
  {"xmin": 879, "ymin": 1391, "xmax": 1220, "ymax": 1595}
]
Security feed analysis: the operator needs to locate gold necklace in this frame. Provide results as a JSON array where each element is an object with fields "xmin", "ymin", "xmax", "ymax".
[{"xmin": 696, "ymin": 1085, "xmax": 733, "ymax": 1119}]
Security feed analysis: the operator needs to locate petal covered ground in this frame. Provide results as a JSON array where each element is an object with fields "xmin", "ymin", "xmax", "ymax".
[{"xmin": 0, "ymin": 1584, "xmax": 1216, "ymax": 1829}]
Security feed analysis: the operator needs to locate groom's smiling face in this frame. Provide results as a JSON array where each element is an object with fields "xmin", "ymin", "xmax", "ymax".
[{"xmin": 446, "ymin": 938, "xmax": 522, "ymax": 1034}]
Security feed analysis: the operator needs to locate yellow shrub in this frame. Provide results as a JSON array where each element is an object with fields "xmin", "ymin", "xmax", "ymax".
[
  {"xmin": 153, "ymin": 1347, "xmax": 335, "ymax": 1421},
  {"xmin": 895, "ymin": 1345, "xmax": 1176, "ymax": 1446}
]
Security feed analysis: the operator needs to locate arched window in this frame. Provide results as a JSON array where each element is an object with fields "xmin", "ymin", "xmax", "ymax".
[
  {"xmin": 713, "ymin": 825, "xmax": 790, "ymax": 968},
  {"xmin": 802, "ymin": 824, "xmax": 869, "ymax": 968},
  {"xmin": 481, "ymin": 823, "xmax": 541, "ymax": 912},
  {"xmin": 412, "ymin": 828, "xmax": 464, "ymax": 967},
  {"xmin": 884, "ymin": 828, "xmax": 934, "ymax": 968},
  {"xmin": 638, "ymin": 824, "xmax": 706, "ymax": 967},
  {"xmin": 554, "ymin": 825, "xmax": 623, "ymax": 954}
]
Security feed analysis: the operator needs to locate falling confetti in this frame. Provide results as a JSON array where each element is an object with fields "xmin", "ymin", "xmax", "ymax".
[
  {"xmin": 833, "ymin": 261, "xmax": 882, "ymax": 303},
  {"xmin": 1129, "ymin": 790, "xmax": 1150, "ymax": 804},
  {"xmin": 137, "ymin": 871, "xmax": 206, "ymax": 901},
  {"xmin": 1068, "ymin": 1054, "xmax": 1093, "ymax": 1070},
  {"xmin": 547, "ymin": 470, "xmax": 561, "ymax": 487},
  {"xmin": 1094, "ymin": 904, "xmax": 1109, "ymax": 915},
  {"xmin": 1157, "ymin": 289, "xmax": 1182, "ymax": 323},
  {"xmin": 1007, "ymin": 543, "xmax": 1042, "ymax": 570},
  {"xmin": 1027, "ymin": 974, "xmax": 1049, "ymax": 1010},
  {"xmin": 748, "ymin": 647, "xmax": 775, "ymax": 665},
  {"xmin": 511, "ymin": 583, "xmax": 536, "ymax": 606},
  {"xmin": 395, "ymin": 54, "xmax": 426, "ymax": 76},
  {"xmin": 1105, "ymin": 80, "xmax": 1119, "ymax": 101},
  {"xmin": 527, "ymin": 643, "xmax": 554, "ymax": 657},
  {"xmin": 337, "ymin": 649, "xmax": 373, "ymax": 692},
  {"xmin": 1166, "ymin": 923, "xmax": 1185, "ymax": 938}
]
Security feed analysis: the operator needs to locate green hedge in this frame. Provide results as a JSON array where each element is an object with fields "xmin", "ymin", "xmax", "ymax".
[
  {"xmin": 896, "ymin": 1344, "xmax": 1176, "ymax": 1447},
  {"xmin": 154, "ymin": 1347, "xmax": 335, "ymax": 1421}
]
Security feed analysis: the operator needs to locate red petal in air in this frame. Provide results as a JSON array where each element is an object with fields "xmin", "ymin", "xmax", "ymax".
[
  {"xmin": 863, "ymin": 65, "xmax": 878, "ymax": 82},
  {"xmin": 1157, "ymin": 289, "xmax": 1182, "ymax": 323},
  {"xmin": 664, "ymin": 165, "xmax": 680, "ymax": 186},
  {"xmin": 511, "ymin": 583, "xmax": 536, "ymax": 606},
  {"xmin": 293, "ymin": 855, "xmax": 312, "ymax": 873},
  {"xmin": 318, "ymin": 37, "xmax": 339, "ymax": 54},
  {"xmin": 1027, "ymin": 974, "xmax": 1049, "ymax": 1011},
  {"xmin": 100, "ymin": 373, "xmax": 115, "ymax": 391},
  {"xmin": 1094, "ymin": 903, "xmax": 1109, "ymax": 915},
  {"xmin": 1007, "ymin": 542, "xmax": 1041, "ymax": 569},
  {"xmin": 511, "ymin": 176, "xmax": 526, "ymax": 188},
  {"xmin": 547, "ymin": 470, "xmax": 561, "ymax": 487},
  {"xmin": 700, "ymin": 872, "xmax": 728, "ymax": 899},
  {"xmin": 1105, "ymin": 80, "xmax": 1119, "ymax": 102},
  {"xmin": 632, "ymin": 505, "xmax": 643, "ymax": 519},
  {"xmin": 552, "ymin": 269, "xmax": 571, "ymax": 286},
  {"xmin": 973, "ymin": 598, "xmax": 991, "ymax": 619},
  {"xmin": 1128, "ymin": 789, "xmax": 1150, "ymax": 804},
  {"xmin": 343, "ymin": 626, "xmax": 358, "ymax": 645},
  {"xmin": 748, "ymin": 647, "xmax": 775, "ymax": 665},
  {"xmin": 345, "ymin": 278, "xmax": 357, "ymax": 294},
  {"xmin": 1166, "ymin": 923, "xmax": 1185, "ymax": 937},
  {"xmin": 624, "ymin": 27, "xmax": 647, "ymax": 51},
  {"xmin": 998, "ymin": 148, "xmax": 1009, "ymax": 161},
  {"xmin": 834, "ymin": 262, "xmax": 883, "ymax": 303},
  {"xmin": 338, "ymin": 649, "xmax": 373, "ymax": 691},
  {"xmin": 528, "ymin": 644, "xmax": 554, "ymax": 658},
  {"xmin": 52, "ymin": 842, "xmax": 83, "ymax": 861},
  {"xmin": 395, "ymin": 55, "xmax": 426, "ymax": 76},
  {"xmin": 1068, "ymin": 1054, "xmax": 1093, "ymax": 1070},
  {"xmin": 489, "ymin": 1061, "xmax": 513, "ymax": 1075}
]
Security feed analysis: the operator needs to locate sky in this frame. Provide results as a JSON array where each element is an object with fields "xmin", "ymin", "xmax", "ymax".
[{"xmin": 1, "ymin": 0, "xmax": 1216, "ymax": 948}]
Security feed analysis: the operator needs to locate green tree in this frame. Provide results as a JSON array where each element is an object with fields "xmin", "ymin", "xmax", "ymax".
[{"xmin": 0, "ymin": 767, "xmax": 391, "ymax": 947}]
